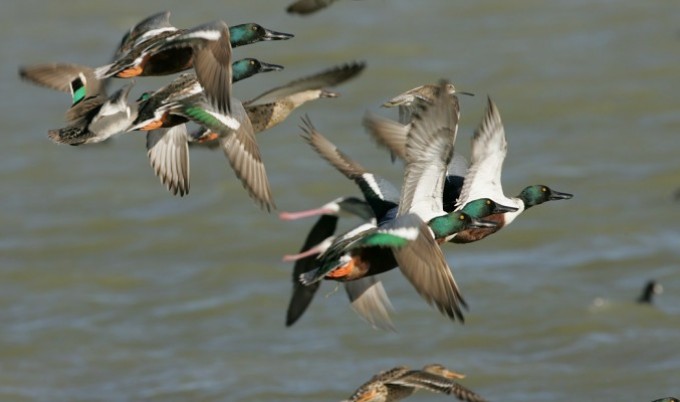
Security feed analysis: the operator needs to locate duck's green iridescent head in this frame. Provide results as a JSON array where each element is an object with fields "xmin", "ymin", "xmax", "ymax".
[
  {"xmin": 229, "ymin": 23, "xmax": 294, "ymax": 46},
  {"xmin": 460, "ymin": 198, "xmax": 518, "ymax": 219},
  {"xmin": 136, "ymin": 91, "xmax": 152, "ymax": 103},
  {"xmin": 428, "ymin": 211, "xmax": 497, "ymax": 239},
  {"xmin": 232, "ymin": 58, "xmax": 284, "ymax": 83},
  {"xmin": 518, "ymin": 185, "xmax": 573, "ymax": 209}
]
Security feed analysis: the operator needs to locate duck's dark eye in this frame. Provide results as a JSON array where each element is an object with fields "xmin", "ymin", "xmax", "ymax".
[
  {"xmin": 542, "ymin": 187, "xmax": 547, "ymax": 192},
  {"xmin": 459, "ymin": 215, "xmax": 465, "ymax": 221},
  {"xmin": 251, "ymin": 25, "xmax": 258, "ymax": 31},
  {"xmin": 486, "ymin": 200, "xmax": 491, "ymax": 205},
  {"xmin": 250, "ymin": 60, "xmax": 256, "ymax": 65}
]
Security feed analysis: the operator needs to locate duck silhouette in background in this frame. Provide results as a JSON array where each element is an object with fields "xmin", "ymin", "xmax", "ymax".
[
  {"xmin": 637, "ymin": 279, "xmax": 663, "ymax": 304},
  {"xmin": 590, "ymin": 279, "xmax": 665, "ymax": 310}
]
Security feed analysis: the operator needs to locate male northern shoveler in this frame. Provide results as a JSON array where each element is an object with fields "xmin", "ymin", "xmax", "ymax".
[
  {"xmin": 280, "ymin": 197, "xmax": 395, "ymax": 330},
  {"xmin": 303, "ymin": 112, "xmax": 514, "ymax": 245},
  {"xmin": 47, "ymin": 77, "xmax": 136, "ymax": 146},
  {"xmin": 343, "ymin": 364, "xmax": 487, "ymax": 402},
  {"xmin": 297, "ymin": 82, "xmax": 496, "ymax": 322},
  {"xmin": 367, "ymin": 94, "xmax": 572, "ymax": 243},
  {"xmin": 637, "ymin": 279, "xmax": 663, "ymax": 304},
  {"xmin": 133, "ymin": 57, "xmax": 281, "ymax": 133},
  {"xmin": 429, "ymin": 198, "xmax": 517, "ymax": 243},
  {"xmin": 300, "ymin": 116, "xmax": 497, "ymax": 256},
  {"xmin": 133, "ymin": 56, "xmax": 280, "ymax": 198},
  {"xmin": 451, "ymin": 97, "xmax": 573, "ymax": 243},
  {"xmin": 115, "ymin": 11, "xmax": 293, "ymax": 57},
  {"xmin": 128, "ymin": 74, "xmax": 274, "ymax": 210},
  {"xmin": 97, "ymin": 18, "xmax": 293, "ymax": 115}
]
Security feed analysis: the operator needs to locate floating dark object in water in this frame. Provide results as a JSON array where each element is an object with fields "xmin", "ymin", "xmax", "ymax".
[{"xmin": 637, "ymin": 279, "xmax": 663, "ymax": 304}]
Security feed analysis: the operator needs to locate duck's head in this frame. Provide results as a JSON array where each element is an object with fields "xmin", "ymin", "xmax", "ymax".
[
  {"xmin": 518, "ymin": 185, "xmax": 573, "ymax": 208},
  {"xmin": 232, "ymin": 58, "xmax": 284, "ymax": 83},
  {"xmin": 136, "ymin": 91, "xmax": 152, "ymax": 103},
  {"xmin": 422, "ymin": 363, "xmax": 466, "ymax": 379},
  {"xmin": 460, "ymin": 198, "xmax": 519, "ymax": 219},
  {"xmin": 430, "ymin": 212, "xmax": 497, "ymax": 238},
  {"xmin": 230, "ymin": 23, "xmax": 294, "ymax": 46},
  {"xmin": 441, "ymin": 82, "xmax": 475, "ymax": 97}
]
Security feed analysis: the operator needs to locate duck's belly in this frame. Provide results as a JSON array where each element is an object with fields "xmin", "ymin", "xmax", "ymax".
[{"xmin": 143, "ymin": 48, "xmax": 195, "ymax": 76}]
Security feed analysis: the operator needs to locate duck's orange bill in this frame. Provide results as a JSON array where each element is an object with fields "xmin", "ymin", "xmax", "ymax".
[
  {"xmin": 325, "ymin": 259, "xmax": 355, "ymax": 279},
  {"xmin": 116, "ymin": 66, "xmax": 143, "ymax": 78}
]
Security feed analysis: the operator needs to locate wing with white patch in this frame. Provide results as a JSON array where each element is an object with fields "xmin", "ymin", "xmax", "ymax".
[{"xmin": 455, "ymin": 96, "xmax": 508, "ymax": 209}]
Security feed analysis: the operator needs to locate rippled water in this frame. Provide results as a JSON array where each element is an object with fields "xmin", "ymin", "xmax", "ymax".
[{"xmin": 2, "ymin": 1, "xmax": 679, "ymax": 401}]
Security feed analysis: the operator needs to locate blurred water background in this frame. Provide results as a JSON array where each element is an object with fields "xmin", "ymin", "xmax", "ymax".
[{"xmin": 1, "ymin": 0, "xmax": 679, "ymax": 400}]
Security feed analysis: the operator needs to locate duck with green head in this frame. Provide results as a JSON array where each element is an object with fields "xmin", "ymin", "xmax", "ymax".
[
  {"xmin": 131, "ymin": 55, "xmax": 281, "ymax": 200},
  {"xmin": 129, "ymin": 72, "xmax": 275, "ymax": 210},
  {"xmin": 96, "ymin": 16, "xmax": 292, "ymax": 115},
  {"xmin": 451, "ymin": 97, "xmax": 573, "ymax": 243},
  {"xmin": 100, "ymin": 12, "xmax": 293, "ymax": 79},
  {"xmin": 301, "ymin": 81, "xmax": 498, "ymax": 322},
  {"xmin": 429, "ymin": 198, "xmax": 518, "ymax": 243},
  {"xmin": 282, "ymin": 197, "xmax": 397, "ymax": 330},
  {"xmin": 133, "ymin": 56, "xmax": 283, "ymax": 131}
]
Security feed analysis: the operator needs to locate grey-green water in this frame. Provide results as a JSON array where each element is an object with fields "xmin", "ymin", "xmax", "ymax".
[{"xmin": 2, "ymin": 1, "xmax": 679, "ymax": 401}]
